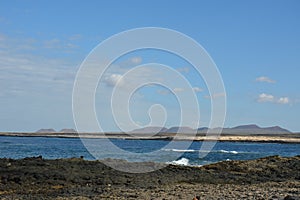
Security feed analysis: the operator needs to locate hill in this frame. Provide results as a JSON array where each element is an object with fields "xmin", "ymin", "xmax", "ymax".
[
  {"xmin": 222, "ymin": 124, "xmax": 291, "ymax": 135},
  {"xmin": 130, "ymin": 126, "xmax": 168, "ymax": 134},
  {"xmin": 36, "ymin": 128, "xmax": 56, "ymax": 133},
  {"xmin": 59, "ymin": 128, "xmax": 77, "ymax": 133}
]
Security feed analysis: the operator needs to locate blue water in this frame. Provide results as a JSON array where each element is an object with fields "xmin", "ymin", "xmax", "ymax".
[{"xmin": 0, "ymin": 136, "xmax": 299, "ymax": 166}]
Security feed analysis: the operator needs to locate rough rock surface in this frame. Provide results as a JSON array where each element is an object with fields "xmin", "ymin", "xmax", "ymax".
[{"xmin": 0, "ymin": 155, "xmax": 299, "ymax": 199}]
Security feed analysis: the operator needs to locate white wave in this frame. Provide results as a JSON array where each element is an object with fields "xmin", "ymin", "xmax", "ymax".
[
  {"xmin": 218, "ymin": 150, "xmax": 238, "ymax": 154},
  {"xmin": 175, "ymin": 149, "xmax": 195, "ymax": 152},
  {"xmin": 163, "ymin": 149, "xmax": 239, "ymax": 154},
  {"xmin": 164, "ymin": 149, "xmax": 196, "ymax": 152},
  {"xmin": 167, "ymin": 158, "xmax": 190, "ymax": 166}
]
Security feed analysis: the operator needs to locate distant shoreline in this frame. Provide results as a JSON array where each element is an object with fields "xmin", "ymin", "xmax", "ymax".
[{"xmin": 0, "ymin": 132, "xmax": 300, "ymax": 143}]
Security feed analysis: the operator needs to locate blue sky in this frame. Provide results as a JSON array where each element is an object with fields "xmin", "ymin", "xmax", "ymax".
[{"xmin": 0, "ymin": 1, "xmax": 300, "ymax": 132}]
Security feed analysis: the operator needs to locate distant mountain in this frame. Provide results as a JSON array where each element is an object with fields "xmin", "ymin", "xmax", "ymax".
[
  {"xmin": 59, "ymin": 128, "xmax": 77, "ymax": 133},
  {"xmin": 224, "ymin": 124, "xmax": 291, "ymax": 134},
  {"xmin": 167, "ymin": 126, "xmax": 196, "ymax": 133},
  {"xmin": 232, "ymin": 124, "xmax": 261, "ymax": 130},
  {"xmin": 197, "ymin": 127, "xmax": 210, "ymax": 134},
  {"xmin": 36, "ymin": 128, "xmax": 56, "ymax": 133},
  {"xmin": 262, "ymin": 126, "xmax": 291, "ymax": 133},
  {"xmin": 130, "ymin": 124, "xmax": 292, "ymax": 135},
  {"xmin": 130, "ymin": 126, "xmax": 168, "ymax": 134},
  {"xmin": 197, "ymin": 127, "xmax": 209, "ymax": 131}
]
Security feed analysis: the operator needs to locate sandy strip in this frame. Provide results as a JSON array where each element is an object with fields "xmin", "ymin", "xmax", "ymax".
[{"xmin": 0, "ymin": 132, "xmax": 300, "ymax": 143}]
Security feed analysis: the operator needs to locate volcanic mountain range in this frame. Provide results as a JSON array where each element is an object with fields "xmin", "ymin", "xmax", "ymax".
[
  {"xmin": 130, "ymin": 124, "xmax": 292, "ymax": 134},
  {"xmin": 36, "ymin": 124, "xmax": 292, "ymax": 134}
]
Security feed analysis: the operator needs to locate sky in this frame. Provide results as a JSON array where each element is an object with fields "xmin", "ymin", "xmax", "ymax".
[{"xmin": 0, "ymin": 0, "xmax": 300, "ymax": 132}]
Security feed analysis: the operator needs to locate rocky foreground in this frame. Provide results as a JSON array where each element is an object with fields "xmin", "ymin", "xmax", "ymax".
[{"xmin": 0, "ymin": 156, "xmax": 299, "ymax": 199}]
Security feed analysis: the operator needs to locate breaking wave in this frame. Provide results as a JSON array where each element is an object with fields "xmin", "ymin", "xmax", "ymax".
[
  {"xmin": 167, "ymin": 157, "xmax": 190, "ymax": 166},
  {"xmin": 218, "ymin": 150, "xmax": 239, "ymax": 154},
  {"xmin": 163, "ymin": 149, "xmax": 240, "ymax": 154},
  {"xmin": 163, "ymin": 149, "xmax": 196, "ymax": 152}
]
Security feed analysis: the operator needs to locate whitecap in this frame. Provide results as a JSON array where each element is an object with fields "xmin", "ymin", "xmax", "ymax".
[
  {"xmin": 163, "ymin": 149, "xmax": 196, "ymax": 152},
  {"xmin": 218, "ymin": 150, "xmax": 239, "ymax": 154}
]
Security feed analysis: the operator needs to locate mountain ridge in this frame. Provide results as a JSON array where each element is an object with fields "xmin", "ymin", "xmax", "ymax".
[
  {"xmin": 36, "ymin": 124, "xmax": 293, "ymax": 134},
  {"xmin": 130, "ymin": 124, "xmax": 292, "ymax": 134}
]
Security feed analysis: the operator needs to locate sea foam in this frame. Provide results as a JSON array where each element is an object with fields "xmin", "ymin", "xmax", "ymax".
[
  {"xmin": 218, "ymin": 150, "xmax": 239, "ymax": 154},
  {"xmin": 167, "ymin": 157, "xmax": 190, "ymax": 166},
  {"xmin": 163, "ymin": 148, "xmax": 239, "ymax": 154},
  {"xmin": 164, "ymin": 149, "xmax": 196, "ymax": 152}
]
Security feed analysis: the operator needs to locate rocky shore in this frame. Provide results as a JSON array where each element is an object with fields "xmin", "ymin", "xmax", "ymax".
[{"xmin": 0, "ymin": 156, "xmax": 299, "ymax": 199}]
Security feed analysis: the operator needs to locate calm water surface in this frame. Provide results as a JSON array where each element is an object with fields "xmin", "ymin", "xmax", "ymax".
[{"xmin": 0, "ymin": 136, "xmax": 299, "ymax": 166}]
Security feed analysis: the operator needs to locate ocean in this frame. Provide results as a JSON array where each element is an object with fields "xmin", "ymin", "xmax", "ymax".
[{"xmin": 0, "ymin": 136, "xmax": 299, "ymax": 166}]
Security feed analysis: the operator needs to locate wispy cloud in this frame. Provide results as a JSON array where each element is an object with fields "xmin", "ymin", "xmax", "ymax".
[
  {"xmin": 156, "ymin": 86, "xmax": 203, "ymax": 95},
  {"xmin": 0, "ymin": 32, "xmax": 80, "ymax": 54},
  {"xmin": 0, "ymin": 47, "xmax": 77, "ymax": 97},
  {"xmin": 117, "ymin": 56, "xmax": 142, "ymax": 68},
  {"xmin": 204, "ymin": 92, "xmax": 226, "ymax": 99},
  {"xmin": 255, "ymin": 76, "xmax": 276, "ymax": 83},
  {"xmin": 0, "ymin": 17, "xmax": 9, "ymax": 25},
  {"xmin": 0, "ymin": 33, "xmax": 6, "ymax": 41},
  {"xmin": 257, "ymin": 93, "xmax": 290, "ymax": 104},
  {"xmin": 43, "ymin": 38, "xmax": 60, "ymax": 49},
  {"xmin": 130, "ymin": 56, "xmax": 142, "ymax": 64},
  {"xmin": 43, "ymin": 38, "xmax": 78, "ymax": 50},
  {"xmin": 68, "ymin": 34, "xmax": 82, "ymax": 41},
  {"xmin": 0, "ymin": 32, "xmax": 37, "ymax": 51},
  {"xmin": 193, "ymin": 87, "xmax": 203, "ymax": 92},
  {"xmin": 157, "ymin": 89, "xmax": 170, "ymax": 95},
  {"xmin": 173, "ymin": 87, "xmax": 184, "ymax": 93},
  {"xmin": 176, "ymin": 66, "xmax": 189, "ymax": 73}
]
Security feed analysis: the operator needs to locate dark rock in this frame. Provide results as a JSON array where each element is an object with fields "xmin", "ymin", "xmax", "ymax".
[
  {"xmin": 284, "ymin": 195, "xmax": 296, "ymax": 200},
  {"xmin": 0, "ymin": 156, "xmax": 299, "ymax": 198}
]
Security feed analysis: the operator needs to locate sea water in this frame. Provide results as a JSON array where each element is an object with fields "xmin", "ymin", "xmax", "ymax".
[{"xmin": 0, "ymin": 136, "xmax": 299, "ymax": 166}]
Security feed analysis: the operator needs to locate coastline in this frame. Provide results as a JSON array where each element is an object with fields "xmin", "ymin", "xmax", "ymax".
[{"xmin": 0, "ymin": 132, "xmax": 300, "ymax": 143}]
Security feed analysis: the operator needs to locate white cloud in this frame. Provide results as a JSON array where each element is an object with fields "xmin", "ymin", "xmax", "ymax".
[
  {"xmin": 257, "ymin": 93, "xmax": 290, "ymax": 104},
  {"xmin": 277, "ymin": 97, "xmax": 289, "ymax": 104},
  {"xmin": 130, "ymin": 56, "xmax": 142, "ymax": 64},
  {"xmin": 103, "ymin": 74, "xmax": 124, "ymax": 87},
  {"xmin": 255, "ymin": 76, "xmax": 276, "ymax": 83},
  {"xmin": 257, "ymin": 93, "xmax": 274, "ymax": 102},
  {"xmin": 193, "ymin": 87, "xmax": 203, "ymax": 92}
]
